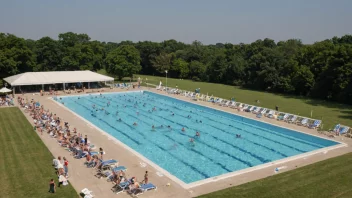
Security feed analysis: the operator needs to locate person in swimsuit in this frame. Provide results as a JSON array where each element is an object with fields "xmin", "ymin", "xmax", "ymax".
[
  {"xmin": 99, "ymin": 147, "xmax": 104, "ymax": 159},
  {"xmin": 143, "ymin": 171, "xmax": 148, "ymax": 184},
  {"xmin": 182, "ymin": 127, "xmax": 186, "ymax": 132},
  {"xmin": 195, "ymin": 131, "xmax": 200, "ymax": 137},
  {"xmin": 133, "ymin": 122, "xmax": 138, "ymax": 126}
]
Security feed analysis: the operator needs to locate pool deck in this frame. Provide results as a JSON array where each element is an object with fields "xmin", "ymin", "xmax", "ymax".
[{"xmin": 17, "ymin": 87, "xmax": 352, "ymax": 198}]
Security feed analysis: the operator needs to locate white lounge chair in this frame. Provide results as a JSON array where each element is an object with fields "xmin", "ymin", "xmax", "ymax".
[
  {"xmin": 339, "ymin": 126, "xmax": 350, "ymax": 135},
  {"xmin": 309, "ymin": 120, "xmax": 322, "ymax": 129},
  {"xmin": 298, "ymin": 118, "xmax": 308, "ymax": 126},
  {"xmin": 287, "ymin": 115, "xmax": 297, "ymax": 123}
]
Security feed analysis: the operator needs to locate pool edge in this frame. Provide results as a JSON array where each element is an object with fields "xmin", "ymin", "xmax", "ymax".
[{"xmin": 50, "ymin": 91, "xmax": 348, "ymax": 189}]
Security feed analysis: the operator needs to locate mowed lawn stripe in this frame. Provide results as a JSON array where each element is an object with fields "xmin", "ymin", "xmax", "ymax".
[
  {"xmin": 197, "ymin": 153, "xmax": 352, "ymax": 198},
  {"xmin": 0, "ymin": 107, "xmax": 77, "ymax": 198}
]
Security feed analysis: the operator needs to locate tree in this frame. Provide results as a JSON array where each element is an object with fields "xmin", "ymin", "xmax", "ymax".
[
  {"xmin": 35, "ymin": 37, "xmax": 62, "ymax": 71},
  {"xmin": 151, "ymin": 52, "xmax": 173, "ymax": 74},
  {"xmin": 105, "ymin": 45, "xmax": 141, "ymax": 80},
  {"xmin": 171, "ymin": 58, "xmax": 189, "ymax": 78},
  {"xmin": 0, "ymin": 33, "xmax": 35, "ymax": 79}
]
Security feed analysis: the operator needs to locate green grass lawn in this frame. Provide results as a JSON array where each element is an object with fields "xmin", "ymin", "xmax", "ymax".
[
  {"xmin": 135, "ymin": 74, "xmax": 352, "ymax": 130},
  {"xmin": 0, "ymin": 107, "xmax": 77, "ymax": 198},
  {"xmin": 197, "ymin": 152, "xmax": 352, "ymax": 198}
]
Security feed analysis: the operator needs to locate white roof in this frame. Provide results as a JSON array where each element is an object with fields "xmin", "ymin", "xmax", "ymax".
[
  {"xmin": 0, "ymin": 87, "xmax": 12, "ymax": 93},
  {"xmin": 4, "ymin": 70, "xmax": 114, "ymax": 86}
]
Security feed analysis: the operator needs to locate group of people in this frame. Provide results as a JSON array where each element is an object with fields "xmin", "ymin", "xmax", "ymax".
[
  {"xmin": 0, "ymin": 95, "xmax": 14, "ymax": 106},
  {"xmin": 18, "ymin": 96, "xmax": 106, "ymax": 193},
  {"xmin": 50, "ymin": 156, "xmax": 69, "ymax": 193},
  {"xmin": 20, "ymin": 95, "xmax": 152, "ymax": 195}
]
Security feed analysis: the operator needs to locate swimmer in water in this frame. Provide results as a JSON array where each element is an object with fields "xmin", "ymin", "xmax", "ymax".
[
  {"xmin": 196, "ymin": 131, "xmax": 200, "ymax": 137},
  {"xmin": 189, "ymin": 138, "xmax": 195, "ymax": 146},
  {"xmin": 182, "ymin": 127, "xmax": 186, "ymax": 132},
  {"xmin": 136, "ymin": 111, "xmax": 139, "ymax": 115},
  {"xmin": 187, "ymin": 115, "xmax": 191, "ymax": 118},
  {"xmin": 105, "ymin": 110, "xmax": 110, "ymax": 115},
  {"xmin": 117, "ymin": 118, "xmax": 122, "ymax": 122},
  {"xmin": 133, "ymin": 122, "xmax": 138, "ymax": 126},
  {"xmin": 200, "ymin": 120, "xmax": 202, "ymax": 123},
  {"xmin": 236, "ymin": 134, "xmax": 241, "ymax": 138},
  {"xmin": 116, "ymin": 111, "xmax": 118, "ymax": 115},
  {"xmin": 107, "ymin": 101, "xmax": 110, "ymax": 107},
  {"xmin": 152, "ymin": 125, "xmax": 155, "ymax": 131}
]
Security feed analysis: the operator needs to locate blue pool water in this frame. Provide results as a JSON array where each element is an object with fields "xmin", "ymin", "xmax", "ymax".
[{"xmin": 59, "ymin": 91, "xmax": 339, "ymax": 184}]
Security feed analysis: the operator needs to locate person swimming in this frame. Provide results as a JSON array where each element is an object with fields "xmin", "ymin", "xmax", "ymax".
[
  {"xmin": 133, "ymin": 122, "xmax": 138, "ymax": 126},
  {"xmin": 195, "ymin": 131, "xmax": 200, "ymax": 137},
  {"xmin": 152, "ymin": 125, "xmax": 155, "ymax": 131},
  {"xmin": 189, "ymin": 138, "xmax": 195, "ymax": 146},
  {"xmin": 117, "ymin": 118, "xmax": 122, "ymax": 122},
  {"xmin": 116, "ymin": 111, "xmax": 119, "ymax": 115},
  {"xmin": 182, "ymin": 127, "xmax": 186, "ymax": 132},
  {"xmin": 107, "ymin": 101, "xmax": 110, "ymax": 107},
  {"xmin": 187, "ymin": 115, "xmax": 191, "ymax": 118},
  {"xmin": 105, "ymin": 110, "xmax": 110, "ymax": 115},
  {"xmin": 136, "ymin": 111, "xmax": 139, "ymax": 115},
  {"xmin": 236, "ymin": 134, "xmax": 241, "ymax": 138}
]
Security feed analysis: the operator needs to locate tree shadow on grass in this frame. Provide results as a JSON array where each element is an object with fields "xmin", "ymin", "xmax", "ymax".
[
  {"xmin": 337, "ymin": 110, "xmax": 352, "ymax": 120},
  {"xmin": 238, "ymin": 87, "xmax": 352, "ymax": 109}
]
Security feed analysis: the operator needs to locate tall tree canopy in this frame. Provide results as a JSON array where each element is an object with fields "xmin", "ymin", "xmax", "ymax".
[
  {"xmin": 1, "ymin": 32, "xmax": 352, "ymax": 105},
  {"xmin": 105, "ymin": 45, "xmax": 141, "ymax": 80}
]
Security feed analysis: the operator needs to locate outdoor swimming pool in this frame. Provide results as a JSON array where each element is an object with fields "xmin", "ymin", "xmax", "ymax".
[{"xmin": 59, "ymin": 91, "xmax": 339, "ymax": 185}]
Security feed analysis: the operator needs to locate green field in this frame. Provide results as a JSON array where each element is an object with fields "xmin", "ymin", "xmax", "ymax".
[
  {"xmin": 197, "ymin": 152, "xmax": 352, "ymax": 198},
  {"xmin": 0, "ymin": 107, "xmax": 77, "ymax": 198},
  {"xmin": 134, "ymin": 74, "xmax": 352, "ymax": 130}
]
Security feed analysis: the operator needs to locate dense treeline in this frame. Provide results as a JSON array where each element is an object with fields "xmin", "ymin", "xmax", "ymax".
[{"xmin": 1, "ymin": 32, "xmax": 352, "ymax": 104}]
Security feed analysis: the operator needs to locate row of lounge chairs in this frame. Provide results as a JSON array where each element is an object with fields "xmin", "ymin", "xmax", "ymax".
[
  {"xmin": 66, "ymin": 141, "xmax": 157, "ymax": 197},
  {"xmin": 115, "ymin": 83, "xmax": 132, "ymax": 89},
  {"xmin": 170, "ymin": 89, "xmax": 352, "ymax": 137},
  {"xmin": 179, "ymin": 91, "xmax": 324, "ymax": 129}
]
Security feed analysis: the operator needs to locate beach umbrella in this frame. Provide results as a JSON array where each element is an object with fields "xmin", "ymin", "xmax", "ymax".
[{"xmin": 0, "ymin": 87, "xmax": 12, "ymax": 93}]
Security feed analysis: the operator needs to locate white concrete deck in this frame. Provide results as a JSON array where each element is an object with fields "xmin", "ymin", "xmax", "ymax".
[{"xmin": 17, "ymin": 87, "xmax": 352, "ymax": 198}]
